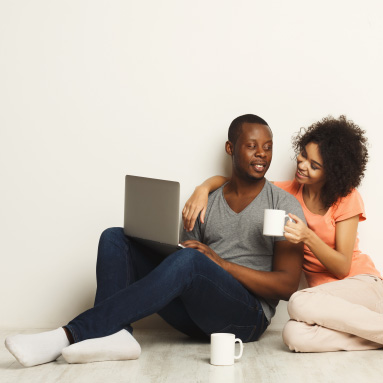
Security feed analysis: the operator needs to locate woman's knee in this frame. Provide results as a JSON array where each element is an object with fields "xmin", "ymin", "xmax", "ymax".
[
  {"xmin": 282, "ymin": 320, "xmax": 309, "ymax": 352},
  {"xmin": 287, "ymin": 290, "xmax": 312, "ymax": 320}
]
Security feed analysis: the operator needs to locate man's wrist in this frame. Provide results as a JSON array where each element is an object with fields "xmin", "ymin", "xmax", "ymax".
[{"xmin": 220, "ymin": 258, "xmax": 231, "ymax": 272}]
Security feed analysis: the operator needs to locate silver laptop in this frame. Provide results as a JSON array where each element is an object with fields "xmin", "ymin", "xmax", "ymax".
[{"xmin": 124, "ymin": 175, "xmax": 183, "ymax": 255}]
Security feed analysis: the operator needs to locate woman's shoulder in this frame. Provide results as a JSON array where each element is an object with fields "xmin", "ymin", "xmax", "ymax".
[
  {"xmin": 332, "ymin": 189, "xmax": 366, "ymax": 222},
  {"xmin": 273, "ymin": 179, "xmax": 301, "ymax": 197},
  {"xmin": 336, "ymin": 188, "xmax": 364, "ymax": 207}
]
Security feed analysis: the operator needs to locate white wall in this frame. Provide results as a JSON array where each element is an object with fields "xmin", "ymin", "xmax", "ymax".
[{"xmin": 1, "ymin": 0, "xmax": 382, "ymax": 331}]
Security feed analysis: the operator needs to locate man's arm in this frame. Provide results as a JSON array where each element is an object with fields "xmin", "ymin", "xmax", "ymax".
[{"xmin": 182, "ymin": 239, "xmax": 304, "ymax": 301}]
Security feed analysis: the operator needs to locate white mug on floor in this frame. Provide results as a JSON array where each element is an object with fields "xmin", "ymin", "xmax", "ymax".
[
  {"xmin": 263, "ymin": 209, "xmax": 293, "ymax": 236},
  {"xmin": 210, "ymin": 333, "xmax": 243, "ymax": 366}
]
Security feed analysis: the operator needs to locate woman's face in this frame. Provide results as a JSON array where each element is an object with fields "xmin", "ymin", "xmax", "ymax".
[{"xmin": 295, "ymin": 142, "xmax": 326, "ymax": 187}]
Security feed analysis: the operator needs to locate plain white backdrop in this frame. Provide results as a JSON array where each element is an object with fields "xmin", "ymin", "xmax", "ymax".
[{"xmin": 1, "ymin": 1, "xmax": 382, "ymax": 330}]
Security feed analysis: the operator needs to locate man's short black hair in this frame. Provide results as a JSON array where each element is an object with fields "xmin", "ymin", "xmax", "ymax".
[{"xmin": 228, "ymin": 114, "xmax": 270, "ymax": 146}]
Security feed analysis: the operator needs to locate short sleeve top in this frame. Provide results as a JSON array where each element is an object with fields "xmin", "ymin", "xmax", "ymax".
[
  {"xmin": 181, "ymin": 179, "xmax": 306, "ymax": 321},
  {"xmin": 274, "ymin": 180, "xmax": 381, "ymax": 287}
]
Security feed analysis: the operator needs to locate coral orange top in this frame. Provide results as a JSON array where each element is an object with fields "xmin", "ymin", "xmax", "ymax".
[{"xmin": 274, "ymin": 180, "xmax": 381, "ymax": 287}]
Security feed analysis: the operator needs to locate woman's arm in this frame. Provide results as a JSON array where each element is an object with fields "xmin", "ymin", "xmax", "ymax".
[
  {"xmin": 182, "ymin": 176, "xmax": 229, "ymax": 231},
  {"xmin": 284, "ymin": 214, "xmax": 359, "ymax": 279}
]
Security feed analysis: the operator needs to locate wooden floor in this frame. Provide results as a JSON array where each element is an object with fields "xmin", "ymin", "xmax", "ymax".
[{"xmin": 1, "ymin": 328, "xmax": 383, "ymax": 383}]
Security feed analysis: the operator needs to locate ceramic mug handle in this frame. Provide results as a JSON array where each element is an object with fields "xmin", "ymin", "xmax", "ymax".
[
  {"xmin": 285, "ymin": 214, "xmax": 293, "ymax": 223},
  {"xmin": 234, "ymin": 338, "xmax": 243, "ymax": 360}
]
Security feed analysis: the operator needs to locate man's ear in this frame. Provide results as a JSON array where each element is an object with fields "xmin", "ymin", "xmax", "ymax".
[{"xmin": 225, "ymin": 141, "xmax": 234, "ymax": 156}]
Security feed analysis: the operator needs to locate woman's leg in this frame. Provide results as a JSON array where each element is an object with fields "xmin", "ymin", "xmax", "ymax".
[
  {"xmin": 283, "ymin": 320, "xmax": 382, "ymax": 352},
  {"xmin": 283, "ymin": 274, "xmax": 383, "ymax": 352}
]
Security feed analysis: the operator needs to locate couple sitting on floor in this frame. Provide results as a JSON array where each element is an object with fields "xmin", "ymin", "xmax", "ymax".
[{"xmin": 5, "ymin": 114, "xmax": 382, "ymax": 368}]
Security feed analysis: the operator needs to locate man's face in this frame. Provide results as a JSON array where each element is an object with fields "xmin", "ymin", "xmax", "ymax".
[{"xmin": 229, "ymin": 122, "xmax": 273, "ymax": 181}]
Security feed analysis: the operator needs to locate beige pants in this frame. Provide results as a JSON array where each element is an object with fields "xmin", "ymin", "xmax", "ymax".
[{"xmin": 282, "ymin": 274, "xmax": 383, "ymax": 352}]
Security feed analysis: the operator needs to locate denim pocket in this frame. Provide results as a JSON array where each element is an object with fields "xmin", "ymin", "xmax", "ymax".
[{"xmin": 219, "ymin": 312, "xmax": 269, "ymax": 343}]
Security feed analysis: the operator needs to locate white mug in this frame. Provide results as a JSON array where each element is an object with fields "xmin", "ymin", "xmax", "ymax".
[
  {"xmin": 263, "ymin": 209, "xmax": 293, "ymax": 236},
  {"xmin": 210, "ymin": 333, "xmax": 243, "ymax": 366}
]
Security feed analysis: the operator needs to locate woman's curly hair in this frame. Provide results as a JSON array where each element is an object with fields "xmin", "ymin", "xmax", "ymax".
[{"xmin": 292, "ymin": 115, "xmax": 369, "ymax": 209}]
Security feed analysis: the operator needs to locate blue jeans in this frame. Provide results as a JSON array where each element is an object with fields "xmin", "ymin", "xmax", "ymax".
[{"xmin": 65, "ymin": 228, "xmax": 268, "ymax": 343}]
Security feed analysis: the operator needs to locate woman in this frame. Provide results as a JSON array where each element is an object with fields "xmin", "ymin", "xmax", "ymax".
[{"xmin": 183, "ymin": 115, "xmax": 383, "ymax": 352}]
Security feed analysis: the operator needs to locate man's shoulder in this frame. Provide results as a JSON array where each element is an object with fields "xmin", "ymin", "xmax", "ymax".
[
  {"xmin": 207, "ymin": 184, "xmax": 225, "ymax": 204},
  {"xmin": 265, "ymin": 179, "xmax": 298, "ymax": 201},
  {"xmin": 204, "ymin": 185, "xmax": 225, "ymax": 218},
  {"xmin": 264, "ymin": 180, "xmax": 306, "ymax": 222}
]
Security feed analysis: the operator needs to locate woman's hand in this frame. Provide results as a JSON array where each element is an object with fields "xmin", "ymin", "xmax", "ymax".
[
  {"xmin": 284, "ymin": 213, "xmax": 359, "ymax": 279},
  {"xmin": 182, "ymin": 186, "xmax": 209, "ymax": 231},
  {"xmin": 283, "ymin": 213, "xmax": 311, "ymax": 244}
]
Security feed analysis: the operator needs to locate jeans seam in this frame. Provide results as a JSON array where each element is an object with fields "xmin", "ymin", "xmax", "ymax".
[
  {"xmin": 65, "ymin": 325, "xmax": 80, "ymax": 343},
  {"xmin": 218, "ymin": 310, "xmax": 268, "ymax": 342},
  {"xmin": 183, "ymin": 273, "xmax": 264, "ymax": 342},
  {"xmin": 185, "ymin": 272, "xmax": 257, "ymax": 310},
  {"xmin": 124, "ymin": 273, "xmax": 255, "ymax": 328}
]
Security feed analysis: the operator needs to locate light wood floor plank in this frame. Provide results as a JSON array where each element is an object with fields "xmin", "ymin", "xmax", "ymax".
[{"xmin": 1, "ymin": 329, "xmax": 383, "ymax": 383}]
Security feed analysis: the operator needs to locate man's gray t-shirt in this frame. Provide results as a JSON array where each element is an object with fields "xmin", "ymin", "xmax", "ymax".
[{"xmin": 181, "ymin": 179, "xmax": 306, "ymax": 322}]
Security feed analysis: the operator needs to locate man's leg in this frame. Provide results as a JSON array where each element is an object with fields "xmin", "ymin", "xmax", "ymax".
[
  {"xmin": 4, "ymin": 227, "xmax": 162, "ymax": 367},
  {"xmin": 157, "ymin": 298, "xmax": 210, "ymax": 340},
  {"xmin": 283, "ymin": 274, "xmax": 383, "ymax": 351},
  {"xmin": 6, "ymin": 249, "xmax": 267, "ymax": 366},
  {"xmin": 93, "ymin": 227, "xmax": 165, "ymax": 334},
  {"xmin": 156, "ymin": 267, "xmax": 268, "ymax": 343},
  {"xmin": 64, "ymin": 229, "xmax": 208, "ymax": 363},
  {"xmin": 64, "ymin": 249, "xmax": 267, "ymax": 343},
  {"xmin": 63, "ymin": 249, "xmax": 267, "ymax": 363},
  {"xmin": 94, "ymin": 228, "xmax": 165, "ymax": 306},
  {"xmin": 162, "ymin": 263, "xmax": 268, "ymax": 343},
  {"xmin": 95, "ymin": 228, "xmax": 209, "ymax": 339}
]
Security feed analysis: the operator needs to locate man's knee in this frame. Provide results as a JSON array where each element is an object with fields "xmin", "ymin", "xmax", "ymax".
[
  {"xmin": 97, "ymin": 228, "xmax": 128, "ymax": 266},
  {"xmin": 166, "ymin": 248, "xmax": 212, "ymax": 276},
  {"xmin": 99, "ymin": 227, "xmax": 125, "ymax": 246},
  {"xmin": 170, "ymin": 248, "xmax": 204, "ymax": 266}
]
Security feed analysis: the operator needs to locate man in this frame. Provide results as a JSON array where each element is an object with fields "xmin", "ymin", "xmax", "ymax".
[{"xmin": 5, "ymin": 114, "xmax": 305, "ymax": 367}]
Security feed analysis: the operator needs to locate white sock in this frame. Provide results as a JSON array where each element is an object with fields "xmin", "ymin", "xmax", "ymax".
[
  {"xmin": 5, "ymin": 328, "xmax": 70, "ymax": 367},
  {"xmin": 62, "ymin": 329, "xmax": 141, "ymax": 364}
]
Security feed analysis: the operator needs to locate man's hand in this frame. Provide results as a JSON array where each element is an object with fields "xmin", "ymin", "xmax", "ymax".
[
  {"xmin": 181, "ymin": 240, "xmax": 226, "ymax": 269},
  {"xmin": 182, "ymin": 238, "xmax": 303, "ymax": 301}
]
